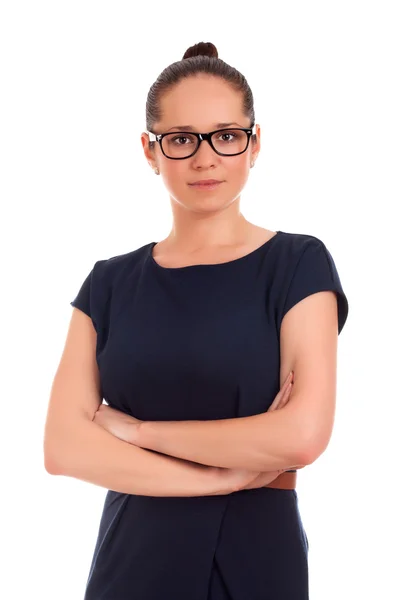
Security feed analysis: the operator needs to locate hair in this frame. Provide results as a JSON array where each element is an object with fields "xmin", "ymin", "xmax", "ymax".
[{"xmin": 146, "ymin": 41, "xmax": 256, "ymax": 149}]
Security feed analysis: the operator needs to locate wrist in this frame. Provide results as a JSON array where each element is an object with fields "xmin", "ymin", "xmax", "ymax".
[
  {"xmin": 216, "ymin": 467, "xmax": 249, "ymax": 495},
  {"xmin": 129, "ymin": 420, "xmax": 144, "ymax": 445},
  {"xmin": 202, "ymin": 467, "xmax": 233, "ymax": 496},
  {"xmin": 136, "ymin": 420, "xmax": 166, "ymax": 454}
]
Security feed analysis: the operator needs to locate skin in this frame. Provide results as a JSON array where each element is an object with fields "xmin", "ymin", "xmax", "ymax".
[
  {"xmin": 94, "ymin": 370, "xmax": 301, "ymax": 490},
  {"xmin": 94, "ymin": 374, "xmax": 294, "ymax": 443},
  {"xmin": 94, "ymin": 74, "xmax": 304, "ymax": 490},
  {"xmin": 140, "ymin": 73, "xmax": 276, "ymax": 263}
]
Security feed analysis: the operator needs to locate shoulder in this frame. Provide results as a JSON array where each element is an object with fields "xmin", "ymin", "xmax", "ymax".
[
  {"xmin": 70, "ymin": 242, "xmax": 154, "ymax": 332},
  {"xmin": 275, "ymin": 230, "xmax": 338, "ymax": 273},
  {"xmin": 275, "ymin": 230, "xmax": 348, "ymax": 334},
  {"xmin": 92, "ymin": 242, "xmax": 153, "ymax": 285},
  {"xmin": 277, "ymin": 230, "xmax": 328, "ymax": 255}
]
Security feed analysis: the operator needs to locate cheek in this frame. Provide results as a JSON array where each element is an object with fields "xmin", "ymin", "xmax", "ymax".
[
  {"xmin": 159, "ymin": 165, "xmax": 191, "ymax": 200},
  {"xmin": 235, "ymin": 156, "xmax": 249, "ymax": 169},
  {"xmin": 163, "ymin": 165, "xmax": 188, "ymax": 187},
  {"xmin": 225, "ymin": 158, "xmax": 249, "ymax": 181}
]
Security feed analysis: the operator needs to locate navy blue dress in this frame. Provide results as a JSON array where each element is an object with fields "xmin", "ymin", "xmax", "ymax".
[{"xmin": 70, "ymin": 230, "xmax": 349, "ymax": 600}]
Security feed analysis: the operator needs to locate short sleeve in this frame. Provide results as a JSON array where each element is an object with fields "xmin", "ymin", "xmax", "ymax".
[
  {"xmin": 280, "ymin": 239, "xmax": 349, "ymax": 335},
  {"xmin": 70, "ymin": 268, "xmax": 93, "ymax": 318}
]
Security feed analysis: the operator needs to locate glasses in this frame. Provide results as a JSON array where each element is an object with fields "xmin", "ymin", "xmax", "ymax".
[{"xmin": 147, "ymin": 125, "xmax": 256, "ymax": 160}]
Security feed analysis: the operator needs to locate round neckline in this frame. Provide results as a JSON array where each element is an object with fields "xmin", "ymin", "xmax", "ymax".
[{"xmin": 148, "ymin": 231, "xmax": 283, "ymax": 271}]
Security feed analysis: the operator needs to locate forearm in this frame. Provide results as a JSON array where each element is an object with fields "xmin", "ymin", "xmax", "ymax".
[
  {"xmin": 138, "ymin": 406, "xmax": 308, "ymax": 472},
  {"xmin": 45, "ymin": 417, "xmax": 231, "ymax": 497}
]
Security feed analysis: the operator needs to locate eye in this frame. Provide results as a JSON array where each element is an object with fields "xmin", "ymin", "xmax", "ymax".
[
  {"xmin": 217, "ymin": 131, "xmax": 238, "ymax": 143},
  {"xmin": 170, "ymin": 135, "xmax": 194, "ymax": 145}
]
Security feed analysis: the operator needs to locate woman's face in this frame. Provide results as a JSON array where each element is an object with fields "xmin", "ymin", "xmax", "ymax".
[{"xmin": 142, "ymin": 74, "xmax": 260, "ymax": 213}]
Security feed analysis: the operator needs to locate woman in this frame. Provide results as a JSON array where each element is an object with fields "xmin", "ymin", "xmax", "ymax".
[{"xmin": 44, "ymin": 41, "xmax": 349, "ymax": 599}]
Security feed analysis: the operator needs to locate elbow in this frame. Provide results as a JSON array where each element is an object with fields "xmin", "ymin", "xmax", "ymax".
[
  {"xmin": 44, "ymin": 441, "xmax": 65, "ymax": 475},
  {"xmin": 43, "ymin": 429, "xmax": 71, "ymax": 475},
  {"xmin": 43, "ymin": 445, "xmax": 61, "ymax": 474},
  {"xmin": 44, "ymin": 455, "xmax": 61, "ymax": 475},
  {"xmin": 44, "ymin": 429, "xmax": 57, "ymax": 474},
  {"xmin": 299, "ymin": 423, "xmax": 331, "ymax": 466}
]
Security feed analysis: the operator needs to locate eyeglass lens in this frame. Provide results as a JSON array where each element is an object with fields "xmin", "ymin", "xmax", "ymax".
[{"xmin": 161, "ymin": 129, "xmax": 248, "ymax": 158}]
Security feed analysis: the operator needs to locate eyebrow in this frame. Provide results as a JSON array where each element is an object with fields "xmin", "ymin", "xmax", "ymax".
[{"xmin": 166, "ymin": 122, "xmax": 244, "ymax": 132}]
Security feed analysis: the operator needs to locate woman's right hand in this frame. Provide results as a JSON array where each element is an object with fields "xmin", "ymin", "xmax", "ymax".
[{"xmin": 222, "ymin": 371, "xmax": 295, "ymax": 493}]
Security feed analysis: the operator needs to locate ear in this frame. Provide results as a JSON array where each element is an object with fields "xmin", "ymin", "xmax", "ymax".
[
  {"xmin": 141, "ymin": 132, "xmax": 156, "ymax": 169},
  {"xmin": 251, "ymin": 123, "xmax": 261, "ymax": 162}
]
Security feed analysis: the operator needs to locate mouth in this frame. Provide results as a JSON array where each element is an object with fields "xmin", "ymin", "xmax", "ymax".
[{"xmin": 188, "ymin": 180, "xmax": 223, "ymax": 190}]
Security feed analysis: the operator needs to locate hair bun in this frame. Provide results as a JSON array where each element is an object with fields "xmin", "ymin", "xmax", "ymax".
[{"xmin": 182, "ymin": 42, "xmax": 218, "ymax": 60}]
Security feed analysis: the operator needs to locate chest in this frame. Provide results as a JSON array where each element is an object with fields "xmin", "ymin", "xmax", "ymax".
[{"xmin": 96, "ymin": 272, "xmax": 281, "ymax": 421}]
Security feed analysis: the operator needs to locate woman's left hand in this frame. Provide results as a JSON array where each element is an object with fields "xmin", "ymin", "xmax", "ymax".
[{"xmin": 93, "ymin": 404, "xmax": 143, "ymax": 444}]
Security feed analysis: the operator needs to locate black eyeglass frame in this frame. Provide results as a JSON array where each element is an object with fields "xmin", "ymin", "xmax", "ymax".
[{"xmin": 147, "ymin": 125, "xmax": 256, "ymax": 160}]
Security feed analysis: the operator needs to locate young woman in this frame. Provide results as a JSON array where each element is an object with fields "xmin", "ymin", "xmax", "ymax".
[{"xmin": 44, "ymin": 41, "xmax": 349, "ymax": 599}]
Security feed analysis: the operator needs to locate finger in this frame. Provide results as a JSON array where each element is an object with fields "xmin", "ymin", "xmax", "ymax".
[
  {"xmin": 273, "ymin": 381, "xmax": 293, "ymax": 412},
  {"xmin": 268, "ymin": 373, "xmax": 293, "ymax": 412},
  {"xmin": 282, "ymin": 381, "xmax": 293, "ymax": 401},
  {"xmin": 269, "ymin": 388, "xmax": 286, "ymax": 411},
  {"xmin": 268, "ymin": 396, "xmax": 280, "ymax": 412},
  {"xmin": 276, "ymin": 372, "xmax": 293, "ymax": 399},
  {"xmin": 270, "ymin": 377, "xmax": 293, "ymax": 410},
  {"xmin": 279, "ymin": 383, "xmax": 293, "ymax": 409},
  {"xmin": 277, "ymin": 372, "xmax": 291, "ymax": 394},
  {"xmin": 282, "ymin": 371, "xmax": 293, "ymax": 388}
]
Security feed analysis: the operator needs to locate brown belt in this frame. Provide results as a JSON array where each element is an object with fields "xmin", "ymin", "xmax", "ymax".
[{"xmin": 264, "ymin": 470, "xmax": 297, "ymax": 490}]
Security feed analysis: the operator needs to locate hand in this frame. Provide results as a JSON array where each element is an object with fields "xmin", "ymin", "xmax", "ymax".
[
  {"xmin": 93, "ymin": 404, "xmax": 143, "ymax": 444},
  {"xmin": 267, "ymin": 370, "xmax": 294, "ymax": 413},
  {"xmin": 228, "ymin": 371, "xmax": 295, "ymax": 492}
]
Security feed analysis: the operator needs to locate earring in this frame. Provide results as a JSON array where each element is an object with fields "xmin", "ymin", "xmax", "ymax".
[
  {"xmin": 250, "ymin": 161, "xmax": 255, "ymax": 168},
  {"xmin": 154, "ymin": 167, "xmax": 160, "ymax": 175}
]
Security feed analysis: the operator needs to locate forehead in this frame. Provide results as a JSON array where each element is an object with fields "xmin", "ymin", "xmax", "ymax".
[{"xmin": 158, "ymin": 75, "xmax": 246, "ymax": 130}]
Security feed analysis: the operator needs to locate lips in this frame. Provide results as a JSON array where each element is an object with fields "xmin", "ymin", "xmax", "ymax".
[
  {"xmin": 188, "ymin": 181, "xmax": 223, "ymax": 191},
  {"xmin": 189, "ymin": 179, "xmax": 222, "ymax": 185}
]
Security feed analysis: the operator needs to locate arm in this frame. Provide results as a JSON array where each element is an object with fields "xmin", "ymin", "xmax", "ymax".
[
  {"xmin": 91, "ymin": 400, "xmax": 306, "ymax": 494},
  {"xmin": 137, "ymin": 410, "xmax": 305, "ymax": 472},
  {"xmin": 47, "ymin": 415, "xmax": 238, "ymax": 498},
  {"xmin": 94, "ymin": 373, "xmax": 306, "ymax": 476},
  {"xmin": 135, "ymin": 291, "xmax": 340, "ymax": 471},
  {"xmin": 44, "ymin": 308, "xmax": 243, "ymax": 498}
]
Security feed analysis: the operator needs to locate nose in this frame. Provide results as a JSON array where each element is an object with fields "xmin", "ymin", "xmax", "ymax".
[{"xmin": 191, "ymin": 138, "xmax": 218, "ymax": 167}]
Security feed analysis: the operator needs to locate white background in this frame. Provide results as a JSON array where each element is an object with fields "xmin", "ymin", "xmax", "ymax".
[{"xmin": 1, "ymin": 1, "xmax": 399, "ymax": 598}]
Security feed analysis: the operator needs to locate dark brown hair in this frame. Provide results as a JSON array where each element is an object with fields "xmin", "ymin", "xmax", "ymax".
[{"xmin": 146, "ymin": 42, "xmax": 256, "ymax": 148}]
